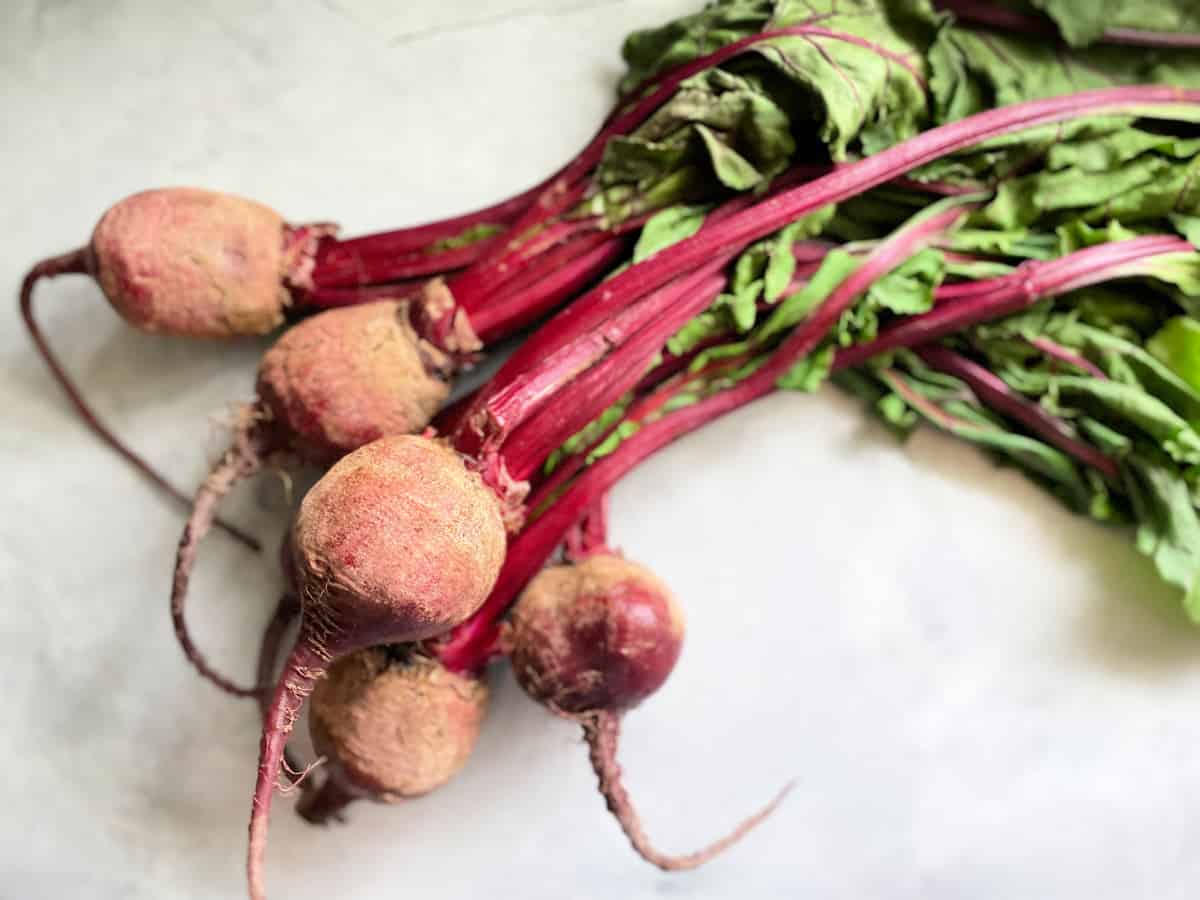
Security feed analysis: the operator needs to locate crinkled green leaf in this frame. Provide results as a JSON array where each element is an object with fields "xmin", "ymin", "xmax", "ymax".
[
  {"xmin": 942, "ymin": 228, "xmax": 1057, "ymax": 261},
  {"xmin": 1141, "ymin": 249, "xmax": 1200, "ymax": 302},
  {"xmin": 666, "ymin": 310, "xmax": 725, "ymax": 356},
  {"xmin": 1170, "ymin": 214, "xmax": 1200, "ymax": 247},
  {"xmin": 587, "ymin": 420, "xmax": 642, "ymax": 463},
  {"xmin": 724, "ymin": 281, "xmax": 763, "ymax": 332},
  {"xmin": 1047, "ymin": 131, "xmax": 1200, "ymax": 173},
  {"xmin": 1056, "ymin": 219, "xmax": 1143, "ymax": 254},
  {"xmin": 633, "ymin": 204, "xmax": 707, "ymax": 263},
  {"xmin": 617, "ymin": 0, "xmax": 932, "ymax": 167},
  {"xmin": 695, "ymin": 123, "xmax": 763, "ymax": 190}
]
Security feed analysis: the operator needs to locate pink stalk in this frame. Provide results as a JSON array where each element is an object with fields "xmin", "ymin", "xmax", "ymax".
[
  {"xmin": 933, "ymin": 0, "xmax": 1200, "ymax": 49},
  {"xmin": 1027, "ymin": 336, "xmax": 1109, "ymax": 380},
  {"xmin": 501, "ymin": 268, "xmax": 730, "ymax": 479},
  {"xmin": 914, "ymin": 345, "xmax": 1120, "ymax": 480},
  {"xmin": 310, "ymin": 185, "xmax": 544, "ymax": 285},
  {"xmin": 440, "ymin": 202, "xmax": 973, "ymax": 670},
  {"xmin": 835, "ymin": 235, "xmax": 1193, "ymax": 368},
  {"xmin": 469, "ymin": 237, "xmax": 632, "ymax": 343},
  {"xmin": 465, "ymin": 88, "xmax": 1200, "ymax": 447}
]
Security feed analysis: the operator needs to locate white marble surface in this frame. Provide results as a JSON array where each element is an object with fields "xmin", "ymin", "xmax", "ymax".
[{"xmin": 4, "ymin": 2, "xmax": 1200, "ymax": 898}]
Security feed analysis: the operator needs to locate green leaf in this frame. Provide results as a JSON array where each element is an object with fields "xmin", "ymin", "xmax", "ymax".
[
  {"xmin": 427, "ymin": 222, "xmax": 505, "ymax": 253},
  {"xmin": 1031, "ymin": 0, "xmax": 1200, "ymax": 48},
  {"xmin": 777, "ymin": 345, "xmax": 835, "ymax": 393},
  {"xmin": 633, "ymin": 204, "xmax": 707, "ymax": 263},
  {"xmin": 1126, "ymin": 453, "xmax": 1200, "ymax": 621},
  {"xmin": 587, "ymin": 421, "xmax": 641, "ymax": 463},
  {"xmin": 763, "ymin": 208, "xmax": 838, "ymax": 302},
  {"xmin": 618, "ymin": 0, "xmax": 932, "ymax": 164},
  {"xmin": 695, "ymin": 124, "xmax": 763, "ymax": 190},
  {"xmin": 756, "ymin": 249, "xmax": 860, "ymax": 345},
  {"xmin": 1170, "ymin": 214, "xmax": 1200, "ymax": 247},
  {"xmin": 865, "ymin": 247, "xmax": 944, "ymax": 315},
  {"xmin": 724, "ymin": 281, "xmax": 763, "ymax": 332},
  {"xmin": 666, "ymin": 310, "xmax": 725, "ymax": 356},
  {"xmin": 1148, "ymin": 316, "xmax": 1200, "ymax": 394},
  {"xmin": 878, "ymin": 367, "xmax": 1094, "ymax": 509},
  {"xmin": 1051, "ymin": 376, "xmax": 1200, "ymax": 464}
]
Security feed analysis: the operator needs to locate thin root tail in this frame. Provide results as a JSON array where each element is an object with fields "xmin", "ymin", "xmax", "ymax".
[
  {"xmin": 582, "ymin": 711, "xmax": 793, "ymax": 872},
  {"xmin": 248, "ymin": 642, "xmax": 326, "ymax": 900},
  {"xmin": 171, "ymin": 415, "xmax": 273, "ymax": 696},
  {"xmin": 19, "ymin": 247, "xmax": 260, "ymax": 551}
]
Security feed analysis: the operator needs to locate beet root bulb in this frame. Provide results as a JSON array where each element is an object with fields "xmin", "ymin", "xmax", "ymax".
[
  {"xmin": 19, "ymin": 187, "xmax": 333, "ymax": 542},
  {"xmin": 255, "ymin": 300, "xmax": 454, "ymax": 467},
  {"xmin": 248, "ymin": 434, "xmax": 505, "ymax": 900},
  {"xmin": 299, "ymin": 648, "xmax": 488, "ymax": 823},
  {"xmin": 172, "ymin": 301, "xmax": 457, "ymax": 694},
  {"xmin": 509, "ymin": 553, "xmax": 789, "ymax": 871},
  {"xmin": 90, "ymin": 187, "xmax": 321, "ymax": 338},
  {"xmin": 509, "ymin": 554, "xmax": 684, "ymax": 714}
]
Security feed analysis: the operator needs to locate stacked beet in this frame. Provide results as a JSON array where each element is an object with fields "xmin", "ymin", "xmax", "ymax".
[{"xmin": 20, "ymin": 2, "xmax": 1200, "ymax": 898}]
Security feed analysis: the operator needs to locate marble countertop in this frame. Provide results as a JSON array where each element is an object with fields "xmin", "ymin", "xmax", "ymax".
[{"xmin": 4, "ymin": 2, "xmax": 1200, "ymax": 898}]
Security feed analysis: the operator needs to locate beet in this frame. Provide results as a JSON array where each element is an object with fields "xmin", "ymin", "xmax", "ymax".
[
  {"xmin": 17, "ymin": 189, "xmax": 330, "ymax": 539},
  {"xmin": 89, "ymin": 188, "xmax": 312, "ymax": 338},
  {"xmin": 171, "ymin": 300, "xmax": 455, "ymax": 695},
  {"xmin": 508, "ymin": 554, "xmax": 789, "ymax": 871},
  {"xmin": 509, "ymin": 554, "xmax": 684, "ymax": 714},
  {"xmin": 247, "ymin": 434, "xmax": 505, "ymax": 900},
  {"xmin": 297, "ymin": 648, "xmax": 488, "ymax": 824}
]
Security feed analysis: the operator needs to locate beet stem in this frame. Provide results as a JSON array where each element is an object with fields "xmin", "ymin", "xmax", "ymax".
[
  {"xmin": 172, "ymin": 413, "xmax": 273, "ymax": 696},
  {"xmin": 248, "ymin": 639, "xmax": 327, "ymax": 900},
  {"xmin": 19, "ymin": 248, "xmax": 260, "ymax": 551},
  {"xmin": 933, "ymin": 0, "xmax": 1200, "ymax": 49},
  {"xmin": 914, "ymin": 345, "xmax": 1121, "ymax": 480},
  {"xmin": 470, "ymin": 88, "xmax": 1200, "ymax": 448},
  {"xmin": 583, "ymin": 711, "xmax": 792, "ymax": 871},
  {"xmin": 1026, "ymin": 336, "xmax": 1108, "ymax": 380},
  {"xmin": 833, "ymin": 235, "xmax": 1192, "ymax": 368},
  {"xmin": 309, "ymin": 183, "xmax": 544, "ymax": 286}
]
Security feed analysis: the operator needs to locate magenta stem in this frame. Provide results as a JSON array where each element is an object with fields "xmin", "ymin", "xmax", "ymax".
[
  {"xmin": 467, "ymin": 88, "xmax": 1200, "ymax": 450},
  {"xmin": 914, "ymin": 345, "xmax": 1121, "ymax": 480},
  {"xmin": 500, "ymin": 267, "xmax": 730, "ymax": 479},
  {"xmin": 470, "ymin": 237, "xmax": 631, "ymax": 344},
  {"xmin": 309, "ymin": 184, "xmax": 542, "ymax": 286},
  {"xmin": 933, "ymin": 0, "xmax": 1200, "ymax": 49},
  {"xmin": 1027, "ymin": 336, "xmax": 1109, "ymax": 380},
  {"xmin": 308, "ymin": 234, "xmax": 499, "ymax": 292},
  {"xmin": 834, "ymin": 235, "xmax": 1191, "ymax": 368},
  {"xmin": 440, "ymin": 203, "xmax": 972, "ymax": 670}
]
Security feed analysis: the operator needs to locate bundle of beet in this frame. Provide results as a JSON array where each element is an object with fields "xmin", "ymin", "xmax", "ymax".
[{"xmin": 21, "ymin": 1, "xmax": 1200, "ymax": 898}]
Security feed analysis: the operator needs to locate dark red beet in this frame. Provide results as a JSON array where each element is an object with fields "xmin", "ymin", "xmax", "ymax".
[
  {"xmin": 508, "ymin": 553, "xmax": 789, "ymax": 871},
  {"xmin": 509, "ymin": 554, "xmax": 683, "ymax": 714}
]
